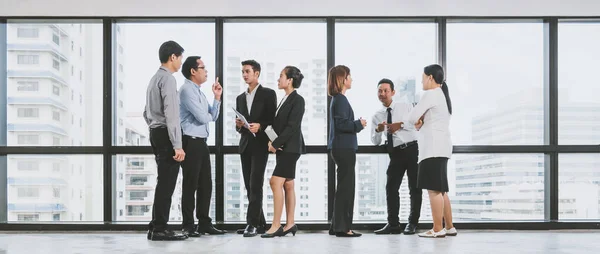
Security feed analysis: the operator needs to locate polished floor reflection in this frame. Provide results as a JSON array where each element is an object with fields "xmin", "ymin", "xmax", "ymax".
[{"xmin": 0, "ymin": 230, "xmax": 598, "ymax": 254}]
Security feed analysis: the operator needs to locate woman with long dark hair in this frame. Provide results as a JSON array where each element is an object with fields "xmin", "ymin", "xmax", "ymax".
[
  {"xmin": 408, "ymin": 64, "xmax": 457, "ymax": 238},
  {"xmin": 327, "ymin": 65, "xmax": 367, "ymax": 237}
]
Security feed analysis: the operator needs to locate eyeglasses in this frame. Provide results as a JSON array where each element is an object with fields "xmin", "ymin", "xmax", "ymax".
[{"xmin": 196, "ymin": 66, "xmax": 206, "ymax": 70}]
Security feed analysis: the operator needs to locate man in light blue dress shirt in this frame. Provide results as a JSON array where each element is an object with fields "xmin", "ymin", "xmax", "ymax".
[{"xmin": 178, "ymin": 56, "xmax": 225, "ymax": 236}]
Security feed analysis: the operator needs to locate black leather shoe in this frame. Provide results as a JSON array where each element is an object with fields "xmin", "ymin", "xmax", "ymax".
[
  {"xmin": 237, "ymin": 225, "xmax": 250, "ymax": 234},
  {"xmin": 147, "ymin": 230, "xmax": 152, "ymax": 240},
  {"xmin": 182, "ymin": 228, "xmax": 202, "ymax": 238},
  {"xmin": 283, "ymin": 224, "xmax": 298, "ymax": 236},
  {"xmin": 328, "ymin": 229, "xmax": 335, "ymax": 235},
  {"xmin": 197, "ymin": 224, "xmax": 227, "ymax": 235},
  {"xmin": 374, "ymin": 223, "xmax": 403, "ymax": 235},
  {"xmin": 403, "ymin": 223, "xmax": 418, "ymax": 235},
  {"xmin": 260, "ymin": 225, "xmax": 284, "ymax": 238},
  {"xmin": 243, "ymin": 226, "xmax": 258, "ymax": 237},
  {"xmin": 335, "ymin": 231, "xmax": 362, "ymax": 237},
  {"xmin": 150, "ymin": 230, "xmax": 188, "ymax": 241}
]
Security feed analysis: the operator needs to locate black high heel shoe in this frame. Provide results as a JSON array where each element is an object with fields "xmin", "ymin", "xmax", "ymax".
[
  {"xmin": 260, "ymin": 226, "xmax": 284, "ymax": 238},
  {"xmin": 283, "ymin": 224, "xmax": 298, "ymax": 236}
]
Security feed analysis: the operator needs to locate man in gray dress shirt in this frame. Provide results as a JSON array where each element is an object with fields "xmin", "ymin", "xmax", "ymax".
[
  {"xmin": 143, "ymin": 40, "xmax": 187, "ymax": 241},
  {"xmin": 178, "ymin": 56, "xmax": 225, "ymax": 237}
]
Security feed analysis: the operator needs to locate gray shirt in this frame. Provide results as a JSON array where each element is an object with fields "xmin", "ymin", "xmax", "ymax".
[{"xmin": 143, "ymin": 66, "xmax": 182, "ymax": 149}]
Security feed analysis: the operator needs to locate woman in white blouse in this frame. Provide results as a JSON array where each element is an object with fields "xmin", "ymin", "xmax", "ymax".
[{"xmin": 408, "ymin": 64, "xmax": 457, "ymax": 238}]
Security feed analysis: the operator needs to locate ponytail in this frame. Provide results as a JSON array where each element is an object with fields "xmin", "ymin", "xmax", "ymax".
[{"xmin": 441, "ymin": 82, "xmax": 452, "ymax": 115}]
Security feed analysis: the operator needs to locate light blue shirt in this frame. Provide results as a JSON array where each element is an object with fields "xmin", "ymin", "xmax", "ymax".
[{"xmin": 179, "ymin": 79, "xmax": 221, "ymax": 138}]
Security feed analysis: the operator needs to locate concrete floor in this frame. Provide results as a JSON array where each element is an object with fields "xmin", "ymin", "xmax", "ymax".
[{"xmin": 0, "ymin": 230, "xmax": 598, "ymax": 254}]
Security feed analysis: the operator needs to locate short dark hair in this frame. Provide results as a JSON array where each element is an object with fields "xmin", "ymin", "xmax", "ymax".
[
  {"xmin": 377, "ymin": 78, "xmax": 395, "ymax": 91},
  {"xmin": 283, "ymin": 66, "xmax": 304, "ymax": 89},
  {"xmin": 158, "ymin": 40, "xmax": 184, "ymax": 63},
  {"xmin": 182, "ymin": 56, "xmax": 201, "ymax": 79},
  {"xmin": 241, "ymin": 59, "xmax": 261, "ymax": 76}
]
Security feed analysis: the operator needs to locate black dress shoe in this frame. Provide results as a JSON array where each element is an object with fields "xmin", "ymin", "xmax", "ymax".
[
  {"xmin": 335, "ymin": 231, "xmax": 362, "ymax": 237},
  {"xmin": 243, "ymin": 226, "xmax": 258, "ymax": 237},
  {"xmin": 260, "ymin": 225, "xmax": 284, "ymax": 238},
  {"xmin": 197, "ymin": 224, "xmax": 227, "ymax": 235},
  {"xmin": 374, "ymin": 223, "xmax": 403, "ymax": 235},
  {"xmin": 150, "ymin": 230, "xmax": 188, "ymax": 241},
  {"xmin": 237, "ymin": 225, "xmax": 251, "ymax": 234},
  {"xmin": 283, "ymin": 224, "xmax": 298, "ymax": 236},
  {"xmin": 147, "ymin": 230, "xmax": 152, "ymax": 240},
  {"xmin": 328, "ymin": 229, "xmax": 335, "ymax": 235},
  {"xmin": 403, "ymin": 223, "xmax": 418, "ymax": 235},
  {"xmin": 182, "ymin": 228, "xmax": 202, "ymax": 238}
]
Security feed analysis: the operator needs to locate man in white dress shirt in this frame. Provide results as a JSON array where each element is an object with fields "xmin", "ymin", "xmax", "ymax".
[{"xmin": 371, "ymin": 79, "xmax": 422, "ymax": 235}]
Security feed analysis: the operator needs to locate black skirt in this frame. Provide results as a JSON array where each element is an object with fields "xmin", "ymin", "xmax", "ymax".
[
  {"xmin": 272, "ymin": 151, "xmax": 301, "ymax": 179},
  {"xmin": 417, "ymin": 157, "xmax": 449, "ymax": 192}
]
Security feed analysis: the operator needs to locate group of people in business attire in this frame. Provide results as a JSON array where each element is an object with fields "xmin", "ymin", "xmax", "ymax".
[{"xmin": 143, "ymin": 40, "xmax": 456, "ymax": 241}]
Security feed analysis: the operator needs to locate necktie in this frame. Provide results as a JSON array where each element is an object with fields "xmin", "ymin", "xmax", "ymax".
[{"xmin": 386, "ymin": 107, "xmax": 393, "ymax": 152}]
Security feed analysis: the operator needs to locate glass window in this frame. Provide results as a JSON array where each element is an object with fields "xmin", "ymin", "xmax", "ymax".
[
  {"xmin": 558, "ymin": 22, "xmax": 600, "ymax": 145},
  {"xmin": 52, "ymin": 85, "xmax": 60, "ymax": 96},
  {"xmin": 6, "ymin": 155, "xmax": 103, "ymax": 222},
  {"xmin": 6, "ymin": 21, "xmax": 103, "ymax": 146},
  {"xmin": 17, "ymin": 108, "xmax": 39, "ymax": 118},
  {"xmin": 17, "ymin": 55, "xmax": 39, "ymax": 65},
  {"xmin": 17, "ymin": 81, "xmax": 39, "ymax": 92},
  {"xmin": 335, "ymin": 22, "xmax": 437, "ymax": 145},
  {"xmin": 114, "ymin": 22, "xmax": 216, "ymax": 146},
  {"xmin": 559, "ymin": 154, "xmax": 600, "ymax": 220},
  {"xmin": 224, "ymin": 154, "xmax": 328, "ymax": 222},
  {"xmin": 113, "ymin": 154, "xmax": 216, "ymax": 221},
  {"xmin": 353, "ymin": 153, "xmax": 545, "ymax": 222},
  {"xmin": 223, "ymin": 22, "xmax": 327, "ymax": 146},
  {"xmin": 452, "ymin": 153, "xmax": 545, "ymax": 221},
  {"xmin": 447, "ymin": 21, "xmax": 545, "ymax": 145},
  {"xmin": 17, "ymin": 27, "xmax": 39, "ymax": 38}
]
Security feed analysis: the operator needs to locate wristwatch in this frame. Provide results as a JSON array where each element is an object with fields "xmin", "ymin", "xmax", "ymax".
[{"xmin": 400, "ymin": 122, "xmax": 404, "ymax": 129}]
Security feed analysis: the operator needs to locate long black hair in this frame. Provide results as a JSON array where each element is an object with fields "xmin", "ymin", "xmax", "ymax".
[{"xmin": 424, "ymin": 64, "xmax": 452, "ymax": 114}]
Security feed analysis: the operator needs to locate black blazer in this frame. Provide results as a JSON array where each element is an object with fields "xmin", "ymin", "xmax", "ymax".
[
  {"xmin": 327, "ymin": 94, "xmax": 364, "ymax": 150},
  {"xmin": 271, "ymin": 90, "xmax": 306, "ymax": 154},
  {"xmin": 236, "ymin": 85, "xmax": 277, "ymax": 154}
]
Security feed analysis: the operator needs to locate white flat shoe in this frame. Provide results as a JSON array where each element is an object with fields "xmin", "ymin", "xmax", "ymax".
[
  {"xmin": 418, "ymin": 229, "xmax": 446, "ymax": 238},
  {"xmin": 445, "ymin": 227, "xmax": 458, "ymax": 236}
]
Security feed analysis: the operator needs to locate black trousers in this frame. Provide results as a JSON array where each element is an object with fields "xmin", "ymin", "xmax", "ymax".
[
  {"xmin": 386, "ymin": 143, "xmax": 422, "ymax": 225},
  {"xmin": 148, "ymin": 127, "xmax": 181, "ymax": 232},
  {"xmin": 181, "ymin": 136, "xmax": 212, "ymax": 230},
  {"xmin": 240, "ymin": 150, "xmax": 269, "ymax": 226},
  {"xmin": 330, "ymin": 148, "xmax": 356, "ymax": 233}
]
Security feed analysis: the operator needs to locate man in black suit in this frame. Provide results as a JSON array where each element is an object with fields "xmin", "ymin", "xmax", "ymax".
[{"xmin": 234, "ymin": 60, "xmax": 277, "ymax": 237}]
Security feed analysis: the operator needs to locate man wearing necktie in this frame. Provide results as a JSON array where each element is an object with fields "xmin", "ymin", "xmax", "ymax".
[{"xmin": 370, "ymin": 78, "xmax": 422, "ymax": 235}]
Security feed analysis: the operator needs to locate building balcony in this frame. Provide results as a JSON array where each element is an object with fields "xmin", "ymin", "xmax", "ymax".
[
  {"xmin": 7, "ymin": 123, "xmax": 68, "ymax": 136},
  {"xmin": 7, "ymin": 70, "xmax": 68, "ymax": 87},
  {"xmin": 126, "ymin": 197, "xmax": 153, "ymax": 204},
  {"xmin": 8, "ymin": 203, "xmax": 67, "ymax": 212},
  {"xmin": 126, "ymin": 182, "xmax": 154, "ymax": 190},
  {"xmin": 8, "ymin": 177, "xmax": 67, "ymax": 186},
  {"xmin": 7, "ymin": 96, "xmax": 68, "ymax": 111},
  {"xmin": 8, "ymin": 43, "xmax": 69, "ymax": 62},
  {"xmin": 50, "ymin": 24, "xmax": 70, "ymax": 37}
]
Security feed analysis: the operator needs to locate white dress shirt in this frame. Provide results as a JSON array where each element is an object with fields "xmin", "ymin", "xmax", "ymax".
[
  {"xmin": 275, "ymin": 94, "xmax": 289, "ymax": 116},
  {"xmin": 408, "ymin": 87, "xmax": 452, "ymax": 163},
  {"xmin": 245, "ymin": 84, "xmax": 259, "ymax": 115},
  {"xmin": 371, "ymin": 100, "xmax": 418, "ymax": 147}
]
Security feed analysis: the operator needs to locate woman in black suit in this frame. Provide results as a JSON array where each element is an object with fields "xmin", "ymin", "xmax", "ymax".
[
  {"xmin": 327, "ymin": 65, "xmax": 367, "ymax": 237},
  {"xmin": 261, "ymin": 66, "xmax": 306, "ymax": 238}
]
